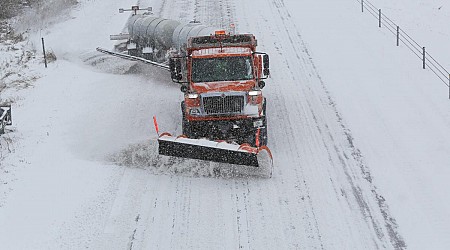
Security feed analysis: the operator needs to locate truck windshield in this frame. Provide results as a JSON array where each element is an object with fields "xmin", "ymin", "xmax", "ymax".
[{"xmin": 191, "ymin": 56, "xmax": 253, "ymax": 83}]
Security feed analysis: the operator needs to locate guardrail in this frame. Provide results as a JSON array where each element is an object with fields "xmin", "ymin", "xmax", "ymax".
[{"xmin": 356, "ymin": 0, "xmax": 450, "ymax": 99}]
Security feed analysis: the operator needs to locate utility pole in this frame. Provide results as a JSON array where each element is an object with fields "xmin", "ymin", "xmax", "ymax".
[
  {"xmin": 422, "ymin": 47, "xmax": 426, "ymax": 69},
  {"xmin": 378, "ymin": 9, "xmax": 382, "ymax": 28}
]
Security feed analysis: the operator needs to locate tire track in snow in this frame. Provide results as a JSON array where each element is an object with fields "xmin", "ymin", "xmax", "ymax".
[
  {"xmin": 233, "ymin": 1, "xmax": 328, "ymax": 248},
  {"xmin": 252, "ymin": 0, "xmax": 406, "ymax": 248},
  {"xmin": 277, "ymin": 3, "xmax": 406, "ymax": 249},
  {"xmin": 204, "ymin": 0, "xmax": 326, "ymax": 248}
]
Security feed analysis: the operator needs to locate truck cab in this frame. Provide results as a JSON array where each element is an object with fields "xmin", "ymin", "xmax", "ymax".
[{"xmin": 170, "ymin": 32, "xmax": 270, "ymax": 146}]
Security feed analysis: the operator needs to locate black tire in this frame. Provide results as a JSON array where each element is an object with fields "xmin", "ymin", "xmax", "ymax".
[
  {"xmin": 261, "ymin": 97, "xmax": 268, "ymax": 145},
  {"xmin": 0, "ymin": 119, "xmax": 5, "ymax": 135},
  {"xmin": 181, "ymin": 101, "xmax": 189, "ymax": 136},
  {"xmin": 181, "ymin": 101, "xmax": 196, "ymax": 138},
  {"xmin": 259, "ymin": 126, "xmax": 268, "ymax": 146},
  {"xmin": 245, "ymin": 124, "xmax": 267, "ymax": 147},
  {"xmin": 142, "ymin": 53, "xmax": 152, "ymax": 60}
]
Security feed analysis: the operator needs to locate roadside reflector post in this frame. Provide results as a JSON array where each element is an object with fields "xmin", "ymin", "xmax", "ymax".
[
  {"xmin": 41, "ymin": 37, "xmax": 47, "ymax": 68},
  {"xmin": 396, "ymin": 26, "xmax": 399, "ymax": 46},
  {"xmin": 378, "ymin": 9, "xmax": 382, "ymax": 28},
  {"xmin": 153, "ymin": 116, "xmax": 159, "ymax": 136},
  {"xmin": 422, "ymin": 47, "xmax": 426, "ymax": 69}
]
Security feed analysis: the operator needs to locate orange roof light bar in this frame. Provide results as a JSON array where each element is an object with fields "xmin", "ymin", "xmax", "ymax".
[{"xmin": 215, "ymin": 30, "xmax": 227, "ymax": 36}]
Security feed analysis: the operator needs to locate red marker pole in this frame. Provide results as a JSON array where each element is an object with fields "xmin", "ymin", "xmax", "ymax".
[{"xmin": 153, "ymin": 116, "xmax": 159, "ymax": 136}]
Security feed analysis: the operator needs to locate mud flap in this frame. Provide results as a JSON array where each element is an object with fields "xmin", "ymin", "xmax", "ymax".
[{"xmin": 158, "ymin": 134, "xmax": 273, "ymax": 169}]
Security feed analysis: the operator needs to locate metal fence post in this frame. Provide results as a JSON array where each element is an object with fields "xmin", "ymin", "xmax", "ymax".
[
  {"xmin": 448, "ymin": 74, "xmax": 450, "ymax": 100},
  {"xmin": 422, "ymin": 47, "xmax": 426, "ymax": 69},
  {"xmin": 41, "ymin": 37, "xmax": 47, "ymax": 68},
  {"xmin": 379, "ymin": 9, "xmax": 382, "ymax": 27},
  {"xmin": 361, "ymin": 0, "xmax": 364, "ymax": 12},
  {"xmin": 396, "ymin": 26, "xmax": 399, "ymax": 46}
]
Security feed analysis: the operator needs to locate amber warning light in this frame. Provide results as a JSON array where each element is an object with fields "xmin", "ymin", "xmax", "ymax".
[{"xmin": 215, "ymin": 30, "xmax": 227, "ymax": 36}]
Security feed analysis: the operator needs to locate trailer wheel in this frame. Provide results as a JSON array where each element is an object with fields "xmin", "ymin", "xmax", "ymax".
[
  {"xmin": 143, "ymin": 53, "xmax": 152, "ymax": 60},
  {"xmin": 128, "ymin": 49, "xmax": 138, "ymax": 57}
]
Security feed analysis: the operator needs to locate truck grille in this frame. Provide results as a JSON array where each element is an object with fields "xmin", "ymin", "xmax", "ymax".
[{"xmin": 202, "ymin": 95, "xmax": 245, "ymax": 115}]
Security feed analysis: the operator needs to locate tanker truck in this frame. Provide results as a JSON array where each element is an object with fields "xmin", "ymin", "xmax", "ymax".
[{"xmin": 97, "ymin": 9, "xmax": 273, "ymax": 176}]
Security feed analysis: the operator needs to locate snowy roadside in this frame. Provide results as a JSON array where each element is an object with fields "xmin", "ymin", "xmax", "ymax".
[
  {"xmin": 0, "ymin": 0, "xmax": 78, "ymax": 208},
  {"xmin": 283, "ymin": 0, "xmax": 450, "ymax": 248},
  {"xmin": 0, "ymin": 21, "xmax": 42, "ymax": 207}
]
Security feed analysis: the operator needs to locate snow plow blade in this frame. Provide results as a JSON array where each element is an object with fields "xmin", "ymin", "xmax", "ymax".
[{"xmin": 158, "ymin": 134, "xmax": 273, "ymax": 169}]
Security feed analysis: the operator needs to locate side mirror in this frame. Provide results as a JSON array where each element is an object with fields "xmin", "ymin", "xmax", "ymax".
[
  {"xmin": 263, "ymin": 54, "xmax": 270, "ymax": 76},
  {"xmin": 258, "ymin": 81, "xmax": 266, "ymax": 89},
  {"xmin": 180, "ymin": 85, "xmax": 188, "ymax": 93},
  {"xmin": 263, "ymin": 54, "xmax": 269, "ymax": 69},
  {"xmin": 169, "ymin": 58, "xmax": 183, "ymax": 82},
  {"xmin": 175, "ymin": 59, "xmax": 182, "ymax": 80}
]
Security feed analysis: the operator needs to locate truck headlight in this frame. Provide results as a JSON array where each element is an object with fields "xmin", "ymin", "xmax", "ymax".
[
  {"xmin": 248, "ymin": 90, "xmax": 261, "ymax": 96},
  {"xmin": 188, "ymin": 93, "xmax": 199, "ymax": 99}
]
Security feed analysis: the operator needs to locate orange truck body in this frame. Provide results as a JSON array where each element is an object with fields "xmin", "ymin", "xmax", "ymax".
[{"xmin": 172, "ymin": 32, "xmax": 269, "ymax": 146}]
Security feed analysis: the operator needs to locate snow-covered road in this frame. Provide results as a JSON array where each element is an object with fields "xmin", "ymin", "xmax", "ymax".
[{"xmin": 1, "ymin": 0, "xmax": 449, "ymax": 249}]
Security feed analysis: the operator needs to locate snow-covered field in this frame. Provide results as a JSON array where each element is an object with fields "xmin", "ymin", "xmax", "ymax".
[{"xmin": 0, "ymin": 0, "xmax": 449, "ymax": 249}]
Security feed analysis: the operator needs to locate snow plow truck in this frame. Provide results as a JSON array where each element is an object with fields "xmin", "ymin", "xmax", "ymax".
[{"xmin": 97, "ymin": 7, "xmax": 273, "ymax": 176}]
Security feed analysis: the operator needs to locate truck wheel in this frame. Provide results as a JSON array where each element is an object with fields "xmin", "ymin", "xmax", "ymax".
[
  {"xmin": 261, "ymin": 115, "xmax": 268, "ymax": 145},
  {"xmin": 246, "ymin": 126, "xmax": 267, "ymax": 147},
  {"xmin": 259, "ymin": 126, "xmax": 268, "ymax": 146},
  {"xmin": 257, "ymin": 98, "xmax": 268, "ymax": 146},
  {"xmin": 181, "ymin": 101, "xmax": 190, "ymax": 137},
  {"xmin": 182, "ymin": 115, "xmax": 192, "ymax": 137}
]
